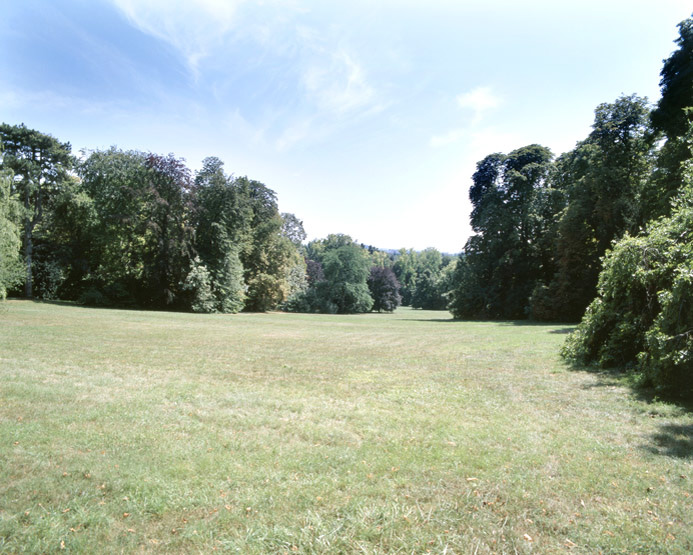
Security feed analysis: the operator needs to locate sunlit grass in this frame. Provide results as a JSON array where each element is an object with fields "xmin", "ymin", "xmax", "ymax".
[{"xmin": 1, "ymin": 301, "xmax": 691, "ymax": 553}]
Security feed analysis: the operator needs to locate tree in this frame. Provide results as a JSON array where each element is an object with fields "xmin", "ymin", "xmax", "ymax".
[
  {"xmin": 192, "ymin": 157, "xmax": 246, "ymax": 313},
  {"xmin": 236, "ymin": 177, "xmax": 299, "ymax": 312},
  {"xmin": 0, "ymin": 123, "xmax": 73, "ymax": 298},
  {"xmin": 0, "ymin": 171, "xmax": 23, "ymax": 299},
  {"xmin": 367, "ymin": 266, "xmax": 401, "ymax": 312},
  {"xmin": 392, "ymin": 249, "xmax": 418, "ymax": 305},
  {"xmin": 651, "ymin": 16, "xmax": 693, "ymax": 140},
  {"xmin": 79, "ymin": 148, "xmax": 194, "ymax": 308},
  {"xmin": 449, "ymin": 145, "xmax": 556, "ymax": 319},
  {"xmin": 142, "ymin": 153, "xmax": 194, "ymax": 308},
  {"xmin": 289, "ymin": 237, "xmax": 374, "ymax": 314},
  {"xmin": 281, "ymin": 212, "xmax": 307, "ymax": 247},
  {"xmin": 646, "ymin": 15, "xmax": 693, "ymax": 220},
  {"xmin": 531, "ymin": 95, "xmax": 654, "ymax": 321},
  {"xmin": 318, "ymin": 243, "xmax": 373, "ymax": 313}
]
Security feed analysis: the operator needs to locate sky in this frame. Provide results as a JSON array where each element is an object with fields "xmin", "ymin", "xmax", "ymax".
[{"xmin": 1, "ymin": 1, "xmax": 691, "ymax": 253}]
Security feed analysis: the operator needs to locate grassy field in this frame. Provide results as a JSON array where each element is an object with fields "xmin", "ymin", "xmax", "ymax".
[{"xmin": 0, "ymin": 301, "xmax": 691, "ymax": 554}]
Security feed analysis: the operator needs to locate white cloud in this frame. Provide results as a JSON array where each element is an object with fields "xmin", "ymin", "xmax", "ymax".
[
  {"xmin": 430, "ymin": 86, "xmax": 503, "ymax": 148},
  {"xmin": 430, "ymin": 128, "xmax": 467, "ymax": 148},
  {"xmin": 456, "ymin": 86, "xmax": 501, "ymax": 123}
]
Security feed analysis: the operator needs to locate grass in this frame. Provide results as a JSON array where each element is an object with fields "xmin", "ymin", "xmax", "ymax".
[{"xmin": 0, "ymin": 300, "xmax": 691, "ymax": 554}]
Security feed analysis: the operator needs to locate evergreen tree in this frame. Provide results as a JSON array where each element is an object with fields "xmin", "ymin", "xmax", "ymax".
[{"xmin": 0, "ymin": 123, "xmax": 73, "ymax": 298}]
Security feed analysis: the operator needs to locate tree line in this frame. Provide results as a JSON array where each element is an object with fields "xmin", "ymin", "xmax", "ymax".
[
  {"xmin": 448, "ymin": 15, "xmax": 693, "ymax": 396},
  {"xmin": 0, "ymin": 127, "xmax": 458, "ymax": 314}
]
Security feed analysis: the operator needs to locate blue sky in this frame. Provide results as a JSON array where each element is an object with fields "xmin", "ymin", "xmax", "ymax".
[{"xmin": 2, "ymin": 1, "xmax": 691, "ymax": 252}]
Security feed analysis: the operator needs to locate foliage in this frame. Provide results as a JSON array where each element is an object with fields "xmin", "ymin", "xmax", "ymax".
[
  {"xmin": 289, "ymin": 238, "xmax": 374, "ymax": 314},
  {"xmin": 651, "ymin": 16, "xmax": 693, "ymax": 139},
  {"xmin": 140, "ymin": 153, "xmax": 195, "ymax": 308},
  {"xmin": 367, "ymin": 266, "xmax": 401, "ymax": 312},
  {"xmin": 182, "ymin": 256, "xmax": 217, "ymax": 313},
  {"xmin": 318, "ymin": 244, "xmax": 373, "ymax": 313},
  {"xmin": 236, "ymin": 176, "xmax": 299, "ymax": 312},
  {"xmin": 562, "ymin": 181, "xmax": 693, "ymax": 397},
  {"xmin": 79, "ymin": 148, "xmax": 153, "ymax": 306},
  {"xmin": 281, "ymin": 212, "xmax": 307, "ymax": 247},
  {"xmin": 391, "ymin": 247, "xmax": 454, "ymax": 308},
  {"xmin": 0, "ymin": 171, "xmax": 23, "ymax": 299},
  {"xmin": 392, "ymin": 249, "xmax": 418, "ymax": 305}
]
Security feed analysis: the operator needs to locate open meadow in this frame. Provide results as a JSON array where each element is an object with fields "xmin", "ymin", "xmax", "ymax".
[{"xmin": 0, "ymin": 301, "xmax": 691, "ymax": 553}]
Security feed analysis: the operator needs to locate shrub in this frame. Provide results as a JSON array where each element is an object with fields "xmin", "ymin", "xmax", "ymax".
[{"xmin": 562, "ymin": 184, "xmax": 693, "ymax": 397}]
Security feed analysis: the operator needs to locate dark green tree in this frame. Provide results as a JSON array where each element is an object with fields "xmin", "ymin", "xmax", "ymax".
[
  {"xmin": 646, "ymin": 15, "xmax": 693, "ymax": 220},
  {"xmin": 141, "ymin": 153, "xmax": 194, "ymax": 308},
  {"xmin": 0, "ymin": 123, "xmax": 73, "ymax": 298},
  {"xmin": 392, "ymin": 248, "xmax": 418, "ymax": 305},
  {"xmin": 531, "ymin": 95, "xmax": 654, "ymax": 321},
  {"xmin": 367, "ymin": 266, "xmax": 401, "ymax": 312},
  {"xmin": 449, "ymin": 145, "xmax": 556, "ymax": 319},
  {"xmin": 79, "ymin": 148, "xmax": 194, "ymax": 308}
]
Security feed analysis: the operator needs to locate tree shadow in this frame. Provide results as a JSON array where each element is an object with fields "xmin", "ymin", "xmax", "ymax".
[
  {"xmin": 643, "ymin": 424, "xmax": 693, "ymax": 459},
  {"xmin": 548, "ymin": 327, "xmax": 575, "ymax": 334}
]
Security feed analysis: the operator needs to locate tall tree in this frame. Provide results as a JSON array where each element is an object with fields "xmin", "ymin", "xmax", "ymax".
[
  {"xmin": 193, "ymin": 157, "xmax": 246, "ymax": 313},
  {"xmin": 646, "ymin": 15, "xmax": 693, "ymax": 220},
  {"xmin": 141, "ymin": 153, "xmax": 194, "ymax": 307},
  {"xmin": 449, "ymin": 145, "xmax": 556, "ymax": 319},
  {"xmin": 0, "ymin": 170, "xmax": 23, "ymax": 299},
  {"xmin": 0, "ymin": 124, "xmax": 73, "ymax": 298},
  {"xmin": 236, "ymin": 176, "xmax": 298, "ymax": 311},
  {"xmin": 79, "ymin": 148, "xmax": 194, "ymax": 308},
  {"xmin": 531, "ymin": 95, "xmax": 654, "ymax": 321},
  {"xmin": 562, "ymin": 171, "xmax": 693, "ymax": 398}
]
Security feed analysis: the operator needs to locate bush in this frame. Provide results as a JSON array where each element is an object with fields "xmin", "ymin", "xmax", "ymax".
[{"xmin": 562, "ymin": 184, "xmax": 693, "ymax": 397}]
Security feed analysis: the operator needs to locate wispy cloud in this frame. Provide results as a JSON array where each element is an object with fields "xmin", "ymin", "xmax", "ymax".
[
  {"xmin": 302, "ymin": 49, "xmax": 378, "ymax": 116},
  {"xmin": 110, "ymin": 0, "xmax": 245, "ymax": 74},
  {"xmin": 108, "ymin": 1, "xmax": 384, "ymax": 151}
]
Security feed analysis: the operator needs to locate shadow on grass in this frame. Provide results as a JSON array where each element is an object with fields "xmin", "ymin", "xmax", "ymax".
[
  {"xmin": 401, "ymin": 318, "xmax": 457, "ymax": 323},
  {"xmin": 644, "ymin": 424, "xmax": 693, "ymax": 459},
  {"xmin": 568, "ymin": 361, "xmax": 693, "ymax": 457}
]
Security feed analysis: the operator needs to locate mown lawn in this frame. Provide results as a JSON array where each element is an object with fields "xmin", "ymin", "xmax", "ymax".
[{"xmin": 0, "ymin": 301, "xmax": 691, "ymax": 553}]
